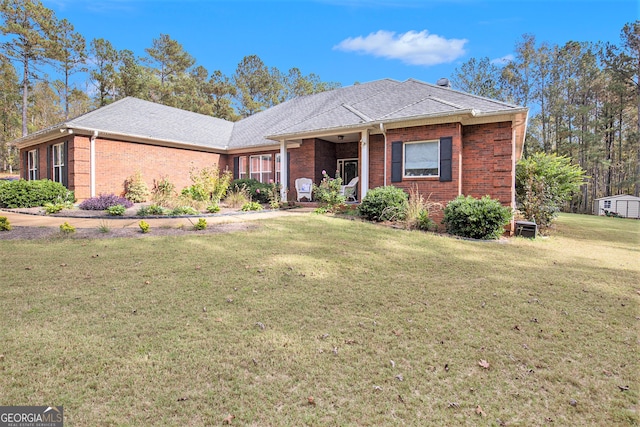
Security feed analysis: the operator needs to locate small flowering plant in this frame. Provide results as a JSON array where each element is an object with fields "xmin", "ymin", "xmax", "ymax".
[{"xmin": 313, "ymin": 170, "xmax": 346, "ymax": 212}]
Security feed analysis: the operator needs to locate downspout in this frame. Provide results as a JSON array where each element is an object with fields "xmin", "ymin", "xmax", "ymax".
[
  {"xmin": 90, "ymin": 130, "xmax": 97, "ymax": 198},
  {"xmin": 380, "ymin": 122, "xmax": 387, "ymax": 186}
]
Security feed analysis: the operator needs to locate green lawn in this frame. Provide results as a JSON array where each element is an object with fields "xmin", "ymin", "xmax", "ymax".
[{"xmin": 1, "ymin": 213, "xmax": 638, "ymax": 426}]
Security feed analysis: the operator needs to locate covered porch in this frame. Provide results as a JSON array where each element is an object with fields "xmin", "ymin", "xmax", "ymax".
[{"xmin": 276, "ymin": 128, "xmax": 380, "ymax": 203}]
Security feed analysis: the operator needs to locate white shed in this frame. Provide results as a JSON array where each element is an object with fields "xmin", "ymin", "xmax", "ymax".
[{"xmin": 593, "ymin": 194, "xmax": 640, "ymax": 219}]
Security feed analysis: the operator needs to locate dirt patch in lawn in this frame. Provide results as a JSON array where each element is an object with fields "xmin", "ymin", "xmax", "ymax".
[{"xmin": 0, "ymin": 222, "xmax": 258, "ymax": 240}]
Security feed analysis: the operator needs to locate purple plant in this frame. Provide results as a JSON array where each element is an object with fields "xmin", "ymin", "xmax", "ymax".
[{"xmin": 79, "ymin": 193, "xmax": 134, "ymax": 210}]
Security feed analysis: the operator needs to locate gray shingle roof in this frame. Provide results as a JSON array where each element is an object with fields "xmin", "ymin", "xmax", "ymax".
[
  {"xmin": 66, "ymin": 97, "xmax": 234, "ymax": 149},
  {"xmin": 254, "ymin": 78, "xmax": 523, "ymax": 141},
  {"xmin": 14, "ymin": 78, "xmax": 526, "ymax": 151}
]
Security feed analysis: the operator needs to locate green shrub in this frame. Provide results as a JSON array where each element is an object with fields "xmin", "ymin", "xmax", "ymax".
[
  {"xmin": 169, "ymin": 206, "xmax": 199, "ymax": 216},
  {"xmin": 442, "ymin": 195, "xmax": 512, "ymax": 240},
  {"xmin": 358, "ymin": 186, "xmax": 408, "ymax": 222},
  {"xmin": 59, "ymin": 222, "xmax": 76, "ymax": 234},
  {"xmin": 137, "ymin": 204, "xmax": 166, "ymax": 216},
  {"xmin": 0, "ymin": 216, "xmax": 11, "ymax": 231},
  {"xmin": 138, "ymin": 220, "xmax": 150, "ymax": 233},
  {"xmin": 206, "ymin": 203, "xmax": 221, "ymax": 213},
  {"xmin": 183, "ymin": 165, "xmax": 232, "ymax": 204},
  {"xmin": 43, "ymin": 201, "xmax": 73, "ymax": 214},
  {"xmin": 106, "ymin": 204, "xmax": 126, "ymax": 216},
  {"xmin": 241, "ymin": 201, "xmax": 263, "ymax": 211},
  {"xmin": 230, "ymin": 179, "xmax": 271, "ymax": 204},
  {"xmin": 0, "ymin": 179, "xmax": 75, "ymax": 208},
  {"xmin": 313, "ymin": 171, "xmax": 345, "ymax": 212},
  {"xmin": 194, "ymin": 218, "xmax": 207, "ymax": 230},
  {"xmin": 516, "ymin": 153, "xmax": 586, "ymax": 228},
  {"xmin": 124, "ymin": 170, "xmax": 149, "ymax": 203}
]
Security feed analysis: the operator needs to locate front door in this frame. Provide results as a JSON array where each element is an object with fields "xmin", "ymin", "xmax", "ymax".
[{"xmin": 337, "ymin": 158, "xmax": 358, "ymax": 184}]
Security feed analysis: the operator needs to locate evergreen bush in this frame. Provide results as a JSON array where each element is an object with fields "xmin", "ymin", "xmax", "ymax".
[
  {"xmin": 230, "ymin": 179, "xmax": 271, "ymax": 203},
  {"xmin": 0, "ymin": 179, "xmax": 75, "ymax": 208},
  {"xmin": 358, "ymin": 186, "xmax": 408, "ymax": 222},
  {"xmin": 124, "ymin": 170, "xmax": 150, "ymax": 203},
  {"xmin": 442, "ymin": 195, "xmax": 512, "ymax": 240}
]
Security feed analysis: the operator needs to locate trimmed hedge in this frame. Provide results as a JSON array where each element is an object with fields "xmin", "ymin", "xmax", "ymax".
[
  {"xmin": 358, "ymin": 186, "xmax": 408, "ymax": 222},
  {"xmin": 442, "ymin": 195, "xmax": 512, "ymax": 240},
  {"xmin": 0, "ymin": 179, "xmax": 75, "ymax": 208}
]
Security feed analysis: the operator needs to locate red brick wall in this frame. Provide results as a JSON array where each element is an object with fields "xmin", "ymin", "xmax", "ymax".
[
  {"xmin": 91, "ymin": 138, "xmax": 223, "ymax": 200},
  {"xmin": 384, "ymin": 123, "xmax": 462, "ymax": 206},
  {"xmin": 461, "ymin": 122, "xmax": 515, "ymax": 206},
  {"xmin": 368, "ymin": 134, "xmax": 385, "ymax": 189}
]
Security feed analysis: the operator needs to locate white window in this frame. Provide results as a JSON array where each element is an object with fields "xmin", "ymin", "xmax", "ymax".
[
  {"xmin": 604, "ymin": 200, "xmax": 611, "ymax": 209},
  {"xmin": 238, "ymin": 156, "xmax": 248, "ymax": 179},
  {"xmin": 52, "ymin": 143, "xmax": 64, "ymax": 183},
  {"xmin": 404, "ymin": 140, "xmax": 439, "ymax": 177},
  {"xmin": 250, "ymin": 154, "xmax": 272, "ymax": 183},
  {"xmin": 28, "ymin": 149, "xmax": 38, "ymax": 180},
  {"xmin": 275, "ymin": 153, "xmax": 281, "ymax": 184}
]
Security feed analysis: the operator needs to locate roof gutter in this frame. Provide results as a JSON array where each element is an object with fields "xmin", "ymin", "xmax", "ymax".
[{"xmin": 16, "ymin": 125, "xmax": 228, "ymax": 154}]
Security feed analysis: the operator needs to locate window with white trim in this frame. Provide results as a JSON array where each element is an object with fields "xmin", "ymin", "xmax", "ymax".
[
  {"xmin": 238, "ymin": 156, "xmax": 248, "ymax": 179},
  {"xmin": 404, "ymin": 140, "xmax": 439, "ymax": 177},
  {"xmin": 250, "ymin": 154, "xmax": 272, "ymax": 183},
  {"xmin": 28, "ymin": 149, "xmax": 38, "ymax": 180},
  {"xmin": 604, "ymin": 200, "xmax": 611, "ymax": 209},
  {"xmin": 52, "ymin": 143, "xmax": 65, "ymax": 183},
  {"xmin": 275, "ymin": 153, "xmax": 281, "ymax": 184}
]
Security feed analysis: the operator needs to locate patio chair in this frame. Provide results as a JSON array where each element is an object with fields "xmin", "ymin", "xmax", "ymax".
[
  {"xmin": 340, "ymin": 176, "xmax": 359, "ymax": 202},
  {"xmin": 295, "ymin": 177, "xmax": 313, "ymax": 202}
]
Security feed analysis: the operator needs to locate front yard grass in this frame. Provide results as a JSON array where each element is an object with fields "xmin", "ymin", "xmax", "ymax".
[{"xmin": 0, "ymin": 213, "xmax": 638, "ymax": 425}]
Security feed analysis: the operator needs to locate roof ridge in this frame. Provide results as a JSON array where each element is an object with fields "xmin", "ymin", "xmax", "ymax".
[
  {"xmin": 378, "ymin": 95, "xmax": 433, "ymax": 120},
  {"xmin": 406, "ymin": 78, "xmax": 520, "ymax": 109},
  {"xmin": 342, "ymin": 103, "xmax": 373, "ymax": 122}
]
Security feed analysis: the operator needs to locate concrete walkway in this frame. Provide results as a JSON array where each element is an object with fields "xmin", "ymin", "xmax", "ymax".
[{"xmin": 0, "ymin": 207, "xmax": 315, "ymax": 229}]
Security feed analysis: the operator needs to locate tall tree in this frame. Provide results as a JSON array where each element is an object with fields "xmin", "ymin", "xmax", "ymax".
[
  {"xmin": 451, "ymin": 57, "xmax": 503, "ymax": 99},
  {"xmin": 116, "ymin": 49, "xmax": 149, "ymax": 99},
  {"xmin": 0, "ymin": 0, "xmax": 58, "ymax": 136},
  {"xmin": 208, "ymin": 70, "xmax": 237, "ymax": 121},
  {"xmin": 89, "ymin": 38, "xmax": 118, "ymax": 106},
  {"xmin": 233, "ymin": 54, "xmax": 281, "ymax": 117},
  {"xmin": 145, "ymin": 33, "xmax": 195, "ymax": 103},
  {"xmin": 0, "ymin": 55, "xmax": 20, "ymax": 171},
  {"xmin": 49, "ymin": 18, "xmax": 86, "ymax": 119},
  {"xmin": 604, "ymin": 21, "xmax": 640, "ymax": 196}
]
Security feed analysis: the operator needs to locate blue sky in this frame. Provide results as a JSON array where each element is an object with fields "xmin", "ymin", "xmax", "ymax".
[{"xmin": 44, "ymin": 0, "xmax": 636, "ymax": 88}]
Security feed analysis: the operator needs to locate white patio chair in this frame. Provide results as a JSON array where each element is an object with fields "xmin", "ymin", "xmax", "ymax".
[
  {"xmin": 295, "ymin": 177, "xmax": 313, "ymax": 202},
  {"xmin": 340, "ymin": 176, "xmax": 359, "ymax": 202}
]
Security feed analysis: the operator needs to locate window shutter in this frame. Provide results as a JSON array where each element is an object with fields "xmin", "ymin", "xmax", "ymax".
[
  {"xmin": 62, "ymin": 141, "xmax": 69, "ymax": 188},
  {"xmin": 23, "ymin": 151, "xmax": 28, "ymax": 180},
  {"xmin": 35, "ymin": 149, "xmax": 40, "ymax": 179},
  {"xmin": 233, "ymin": 157, "xmax": 239, "ymax": 180},
  {"xmin": 439, "ymin": 137, "xmax": 452, "ymax": 182},
  {"xmin": 391, "ymin": 141, "xmax": 403, "ymax": 183},
  {"xmin": 46, "ymin": 145, "xmax": 52, "ymax": 180}
]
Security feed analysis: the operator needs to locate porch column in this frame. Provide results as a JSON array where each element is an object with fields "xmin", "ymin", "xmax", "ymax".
[
  {"xmin": 360, "ymin": 130, "xmax": 369, "ymax": 198},
  {"xmin": 279, "ymin": 140, "xmax": 288, "ymax": 201}
]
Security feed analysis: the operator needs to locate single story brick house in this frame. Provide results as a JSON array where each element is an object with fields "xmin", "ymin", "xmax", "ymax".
[{"xmin": 13, "ymin": 78, "xmax": 528, "ymax": 215}]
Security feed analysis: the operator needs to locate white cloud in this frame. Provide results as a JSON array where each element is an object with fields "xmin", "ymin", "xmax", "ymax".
[
  {"xmin": 491, "ymin": 54, "xmax": 515, "ymax": 66},
  {"xmin": 334, "ymin": 30, "xmax": 468, "ymax": 66}
]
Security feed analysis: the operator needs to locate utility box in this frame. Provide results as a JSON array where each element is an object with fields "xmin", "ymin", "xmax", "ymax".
[{"xmin": 515, "ymin": 221, "xmax": 537, "ymax": 238}]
